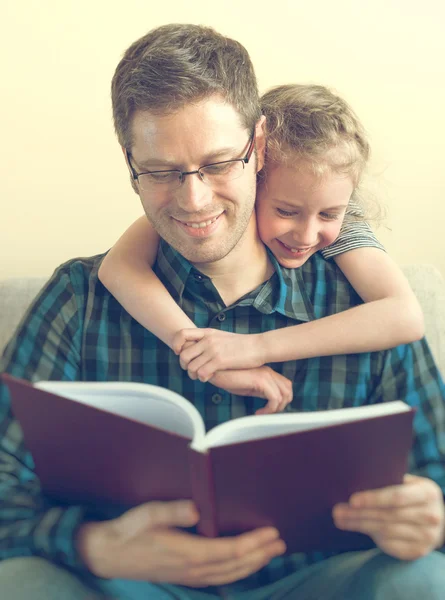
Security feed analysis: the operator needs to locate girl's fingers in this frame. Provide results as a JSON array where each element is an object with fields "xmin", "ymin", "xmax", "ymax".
[
  {"xmin": 255, "ymin": 382, "xmax": 280, "ymax": 414},
  {"xmin": 172, "ymin": 329, "xmax": 205, "ymax": 354},
  {"xmin": 179, "ymin": 343, "xmax": 206, "ymax": 369}
]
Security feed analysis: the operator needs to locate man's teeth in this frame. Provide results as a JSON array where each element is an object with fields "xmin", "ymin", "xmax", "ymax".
[{"xmin": 184, "ymin": 216, "xmax": 219, "ymax": 229}]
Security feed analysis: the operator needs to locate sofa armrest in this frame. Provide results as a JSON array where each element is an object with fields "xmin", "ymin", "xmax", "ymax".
[
  {"xmin": 402, "ymin": 264, "xmax": 445, "ymax": 376},
  {"xmin": 0, "ymin": 277, "xmax": 48, "ymax": 356}
]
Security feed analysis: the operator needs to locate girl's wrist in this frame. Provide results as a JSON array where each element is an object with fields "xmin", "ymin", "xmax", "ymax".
[{"xmin": 254, "ymin": 332, "xmax": 272, "ymax": 366}]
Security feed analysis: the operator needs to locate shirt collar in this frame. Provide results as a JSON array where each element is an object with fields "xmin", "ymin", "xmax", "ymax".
[
  {"xmin": 156, "ymin": 240, "xmax": 314, "ymax": 323},
  {"xmin": 250, "ymin": 250, "xmax": 314, "ymax": 322}
]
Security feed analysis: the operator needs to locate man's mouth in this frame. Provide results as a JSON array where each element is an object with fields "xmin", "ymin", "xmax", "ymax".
[
  {"xmin": 173, "ymin": 212, "xmax": 224, "ymax": 237},
  {"xmin": 178, "ymin": 214, "xmax": 221, "ymax": 229}
]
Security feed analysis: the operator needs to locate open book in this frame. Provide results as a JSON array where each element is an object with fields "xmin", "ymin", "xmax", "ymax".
[{"xmin": 3, "ymin": 374, "xmax": 415, "ymax": 553}]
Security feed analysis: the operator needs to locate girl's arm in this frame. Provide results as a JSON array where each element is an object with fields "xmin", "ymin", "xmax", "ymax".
[
  {"xmin": 98, "ymin": 217, "xmax": 293, "ymax": 413},
  {"xmin": 261, "ymin": 247, "xmax": 424, "ymax": 362},
  {"xmin": 98, "ymin": 216, "xmax": 195, "ymax": 348},
  {"xmin": 177, "ymin": 248, "xmax": 425, "ymax": 380}
]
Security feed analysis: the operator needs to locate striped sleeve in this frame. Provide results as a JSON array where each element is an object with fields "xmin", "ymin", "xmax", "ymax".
[{"xmin": 321, "ymin": 199, "xmax": 385, "ymax": 260}]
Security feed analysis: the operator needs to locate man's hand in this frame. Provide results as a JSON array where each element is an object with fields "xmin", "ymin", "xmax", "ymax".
[
  {"xmin": 173, "ymin": 329, "xmax": 266, "ymax": 381},
  {"xmin": 77, "ymin": 500, "xmax": 286, "ymax": 587},
  {"xmin": 210, "ymin": 367, "xmax": 293, "ymax": 414},
  {"xmin": 333, "ymin": 474, "xmax": 445, "ymax": 560}
]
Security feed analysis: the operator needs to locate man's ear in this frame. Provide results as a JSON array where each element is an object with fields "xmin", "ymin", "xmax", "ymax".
[
  {"xmin": 121, "ymin": 146, "xmax": 139, "ymax": 195},
  {"xmin": 255, "ymin": 115, "xmax": 267, "ymax": 173},
  {"xmin": 122, "ymin": 145, "xmax": 131, "ymax": 169}
]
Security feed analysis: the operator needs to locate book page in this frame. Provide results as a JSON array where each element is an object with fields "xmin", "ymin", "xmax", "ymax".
[
  {"xmin": 192, "ymin": 401, "xmax": 411, "ymax": 452},
  {"xmin": 35, "ymin": 381, "xmax": 206, "ymax": 440}
]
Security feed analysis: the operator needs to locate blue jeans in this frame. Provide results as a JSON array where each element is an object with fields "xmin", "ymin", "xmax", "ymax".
[{"xmin": 1, "ymin": 549, "xmax": 444, "ymax": 599}]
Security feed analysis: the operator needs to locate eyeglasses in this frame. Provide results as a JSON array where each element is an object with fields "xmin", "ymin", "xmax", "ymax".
[{"xmin": 125, "ymin": 131, "xmax": 256, "ymax": 193}]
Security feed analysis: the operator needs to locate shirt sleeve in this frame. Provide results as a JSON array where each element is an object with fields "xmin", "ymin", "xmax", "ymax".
[
  {"xmin": 0, "ymin": 265, "xmax": 90, "ymax": 570},
  {"xmin": 369, "ymin": 338, "xmax": 445, "ymax": 496},
  {"xmin": 321, "ymin": 199, "xmax": 386, "ymax": 260}
]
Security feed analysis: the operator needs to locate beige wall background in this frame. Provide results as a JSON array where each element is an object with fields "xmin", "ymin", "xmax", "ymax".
[{"xmin": 1, "ymin": 0, "xmax": 444, "ymax": 279}]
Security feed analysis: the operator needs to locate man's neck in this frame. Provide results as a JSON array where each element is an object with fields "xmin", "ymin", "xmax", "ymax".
[{"xmin": 192, "ymin": 218, "xmax": 275, "ymax": 306}]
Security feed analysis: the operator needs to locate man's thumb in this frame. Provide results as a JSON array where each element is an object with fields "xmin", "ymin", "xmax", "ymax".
[{"xmin": 141, "ymin": 500, "xmax": 199, "ymax": 529}]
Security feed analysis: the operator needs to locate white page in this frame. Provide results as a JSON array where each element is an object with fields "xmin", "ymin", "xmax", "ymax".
[
  {"xmin": 35, "ymin": 381, "xmax": 205, "ymax": 440},
  {"xmin": 192, "ymin": 401, "xmax": 411, "ymax": 452}
]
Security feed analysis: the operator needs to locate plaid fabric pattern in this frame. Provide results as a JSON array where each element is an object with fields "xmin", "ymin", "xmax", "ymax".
[{"xmin": 1, "ymin": 240, "xmax": 444, "ymax": 590}]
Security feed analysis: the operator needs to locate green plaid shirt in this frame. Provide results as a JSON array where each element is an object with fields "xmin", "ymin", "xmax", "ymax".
[{"xmin": 1, "ymin": 240, "xmax": 444, "ymax": 590}]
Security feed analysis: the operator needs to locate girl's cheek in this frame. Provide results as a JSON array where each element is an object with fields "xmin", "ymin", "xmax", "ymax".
[
  {"xmin": 261, "ymin": 217, "xmax": 288, "ymax": 244},
  {"xmin": 256, "ymin": 206, "xmax": 278, "ymax": 242},
  {"xmin": 325, "ymin": 223, "xmax": 343, "ymax": 245}
]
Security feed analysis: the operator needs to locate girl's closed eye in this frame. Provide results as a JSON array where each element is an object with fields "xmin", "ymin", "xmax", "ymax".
[
  {"xmin": 321, "ymin": 212, "xmax": 340, "ymax": 220},
  {"xmin": 276, "ymin": 208, "xmax": 297, "ymax": 217}
]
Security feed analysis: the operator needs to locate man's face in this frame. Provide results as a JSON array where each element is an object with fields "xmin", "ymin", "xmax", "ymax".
[{"xmin": 129, "ymin": 97, "xmax": 264, "ymax": 265}]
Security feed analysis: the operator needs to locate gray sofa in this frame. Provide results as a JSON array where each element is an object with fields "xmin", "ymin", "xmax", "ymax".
[{"xmin": 1, "ymin": 265, "xmax": 445, "ymax": 375}]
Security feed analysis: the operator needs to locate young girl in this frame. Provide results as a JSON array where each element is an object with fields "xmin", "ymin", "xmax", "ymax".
[{"xmin": 99, "ymin": 84, "xmax": 424, "ymax": 413}]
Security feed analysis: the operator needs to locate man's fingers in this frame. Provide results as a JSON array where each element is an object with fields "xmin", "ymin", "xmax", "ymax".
[
  {"xmin": 119, "ymin": 500, "xmax": 199, "ymax": 533},
  {"xmin": 349, "ymin": 476, "xmax": 442, "ymax": 509},
  {"xmin": 256, "ymin": 372, "xmax": 292, "ymax": 414},
  {"xmin": 184, "ymin": 538, "xmax": 286, "ymax": 586},
  {"xmin": 277, "ymin": 376, "xmax": 293, "ymax": 410},
  {"xmin": 335, "ymin": 516, "xmax": 435, "ymax": 543},
  {"xmin": 334, "ymin": 504, "xmax": 444, "ymax": 527},
  {"xmin": 166, "ymin": 526, "xmax": 281, "ymax": 574},
  {"xmin": 254, "ymin": 379, "xmax": 280, "ymax": 413}
]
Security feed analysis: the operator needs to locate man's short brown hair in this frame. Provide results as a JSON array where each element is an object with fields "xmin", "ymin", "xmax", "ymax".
[{"xmin": 112, "ymin": 24, "xmax": 261, "ymax": 150}]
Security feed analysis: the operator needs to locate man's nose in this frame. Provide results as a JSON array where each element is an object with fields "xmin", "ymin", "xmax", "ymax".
[{"xmin": 175, "ymin": 172, "xmax": 212, "ymax": 212}]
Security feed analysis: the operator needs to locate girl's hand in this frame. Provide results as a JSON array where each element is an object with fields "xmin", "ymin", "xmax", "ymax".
[
  {"xmin": 173, "ymin": 329, "xmax": 266, "ymax": 382},
  {"xmin": 333, "ymin": 474, "xmax": 445, "ymax": 560},
  {"xmin": 210, "ymin": 367, "xmax": 293, "ymax": 415}
]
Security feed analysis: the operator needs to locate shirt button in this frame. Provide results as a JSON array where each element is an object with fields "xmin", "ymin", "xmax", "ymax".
[
  {"xmin": 194, "ymin": 273, "xmax": 204, "ymax": 281},
  {"xmin": 216, "ymin": 312, "xmax": 226, "ymax": 322},
  {"xmin": 211, "ymin": 393, "xmax": 223, "ymax": 404}
]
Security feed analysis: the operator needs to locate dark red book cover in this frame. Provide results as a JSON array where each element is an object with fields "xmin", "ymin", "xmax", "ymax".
[
  {"xmin": 2, "ymin": 373, "xmax": 414, "ymax": 553},
  {"xmin": 3, "ymin": 374, "xmax": 193, "ymax": 507},
  {"xmin": 201, "ymin": 410, "xmax": 414, "ymax": 553}
]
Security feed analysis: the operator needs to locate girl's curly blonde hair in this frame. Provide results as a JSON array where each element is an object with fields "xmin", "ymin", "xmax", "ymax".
[{"xmin": 261, "ymin": 84, "xmax": 370, "ymax": 186}]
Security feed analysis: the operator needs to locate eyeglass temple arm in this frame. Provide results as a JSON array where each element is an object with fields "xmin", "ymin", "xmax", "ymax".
[{"xmin": 124, "ymin": 148, "xmax": 139, "ymax": 180}]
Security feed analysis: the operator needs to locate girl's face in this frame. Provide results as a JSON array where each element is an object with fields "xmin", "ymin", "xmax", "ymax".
[{"xmin": 256, "ymin": 161, "xmax": 354, "ymax": 269}]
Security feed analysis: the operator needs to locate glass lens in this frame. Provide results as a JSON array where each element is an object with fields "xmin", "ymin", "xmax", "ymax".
[
  {"xmin": 200, "ymin": 160, "xmax": 244, "ymax": 185},
  {"xmin": 138, "ymin": 171, "xmax": 181, "ymax": 191}
]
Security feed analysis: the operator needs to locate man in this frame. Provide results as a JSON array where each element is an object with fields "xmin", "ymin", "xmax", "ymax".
[{"xmin": 1, "ymin": 23, "xmax": 445, "ymax": 600}]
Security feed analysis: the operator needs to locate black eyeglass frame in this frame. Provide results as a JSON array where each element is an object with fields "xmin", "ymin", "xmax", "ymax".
[{"xmin": 124, "ymin": 130, "xmax": 256, "ymax": 188}]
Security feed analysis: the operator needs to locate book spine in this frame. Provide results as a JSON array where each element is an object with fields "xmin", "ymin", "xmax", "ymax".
[{"xmin": 188, "ymin": 448, "xmax": 218, "ymax": 537}]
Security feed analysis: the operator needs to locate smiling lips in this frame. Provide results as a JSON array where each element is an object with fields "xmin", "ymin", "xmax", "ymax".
[
  {"xmin": 279, "ymin": 240, "xmax": 313, "ymax": 255},
  {"xmin": 173, "ymin": 212, "xmax": 223, "ymax": 236},
  {"xmin": 180, "ymin": 214, "xmax": 221, "ymax": 229}
]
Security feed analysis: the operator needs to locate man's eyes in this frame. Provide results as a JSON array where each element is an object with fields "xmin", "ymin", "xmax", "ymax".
[
  {"xmin": 144, "ymin": 171, "xmax": 178, "ymax": 182},
  {"xmin": 202, "ymin": 162, "xmax": 236, "ymax": 175}
]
